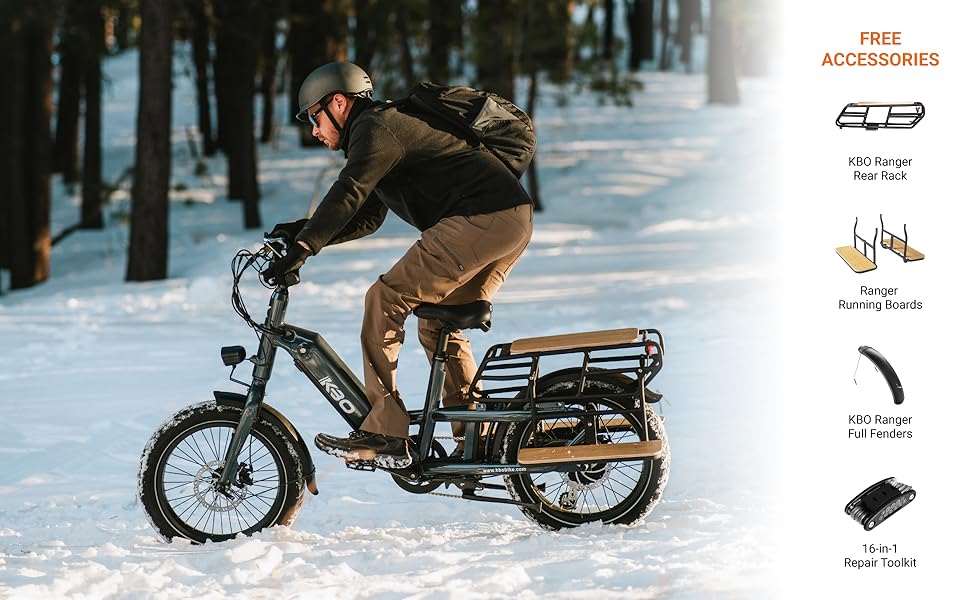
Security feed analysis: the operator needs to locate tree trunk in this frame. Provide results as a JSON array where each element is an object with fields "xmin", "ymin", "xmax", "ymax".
[
  {"xmin": 353, "ymin": 0, "xmax": 377, "ymax": 68},
  {"xmin": 127, "ymin": 0, "xmax": 173, "ymax": 282},
  {"xmin": 3, "ymin": 24, "xmax": 30, "ymax": 285},
  {"xmin": 116, "ymin": 1, "xmax": 131, "ymax": 50},
  {"xmin": 474, "ymin": 0, "xmax": 516, "ymax": 102},
  {"xmin": 707, "ymin": 0, "xmax": 739, "ymax": 104},
  {"xmin": 626, "ymin": 0, "xmax": 653, "ymax": 69},
  {"xmin": 395, "ymin": 3, "xmax": 415, "ymax": 86},
  {"xmin": 190, "ymin": 0, "xmax": 216, "ymax": 155},
  {"xmin": 738, "ymin": 0, "xmax": 769, "ymax": 76},
  {"xmin": 81, "ymin": 1, "xmax": 104, "ymax": 229},
  {"xmin": 658, "ymin": 0, "xmax": 672, "ymax": 70},
  {"xmin": 259, "ymin": 2, "xmax": 278, "ymax": 144},
  {"xmin": 321, "ymin": 0, "xmax": 350, "ymax": 64},
  {"xmin": 522, "ymin": 0, "xmax": 573, "ymax": 84},
  {"xmin": 0, "ymin": 1, "xmax": 53, "ymax": 289},
  {"xmin": 17, "ymin": 8, "xmax": 54, "ymax": 289},
  {"xmin": 212, "ymin": 0, "xmax": 231, "ymax": 153},
  {"xmin": 220, "ymin": 0, "xmax": 261, "ymax": 226},
  {"xmin": 644, "ymin": 0, "xmax": 654, "ymax": 61},
  {"xmin": 427, "ymin": 0, "xmax": 461, "ymax": 83},
  {"xmin": 676, "ymin": 0, "xmax": 700, "ymax": 71},
  {"xmin": 602, "ymin": 0, "xmax": 614, "ymax": 61},
  {"xmin": 289, "ymin": 0, "xmax": 349, "ymax": 145},
  {"xmin": 53, "ymin": 1, "xmax": 83, "ymax": 182}
]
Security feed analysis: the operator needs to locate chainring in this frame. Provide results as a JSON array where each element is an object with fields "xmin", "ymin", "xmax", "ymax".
[{"xmin": 390, "ymin": 438, "xmax": 448, "ymax": 494}]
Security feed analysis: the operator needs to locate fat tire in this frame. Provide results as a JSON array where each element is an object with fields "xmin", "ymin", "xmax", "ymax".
[
  {"xmin": 500, "ymin": 372, "xmax": 669, "ymax": 530},
  {"xmin": 138, "ymin": 401, "xmax": 305, "ymax": 543}
]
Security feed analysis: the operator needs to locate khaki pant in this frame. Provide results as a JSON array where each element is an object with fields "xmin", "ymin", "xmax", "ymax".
[{"xmin": 359, "ymin": 204, "xmax": 533, "ymax": 439}]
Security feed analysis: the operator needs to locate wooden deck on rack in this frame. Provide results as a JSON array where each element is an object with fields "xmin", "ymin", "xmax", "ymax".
[
  {"xmin": 509, "ymin": 327, "xmax": 640, "ymax": 354},
  {"xmin": 541, "ymin": 416, "xmax": 631, "ymax": 432},
  {"xmin": 517, "ymin": 440, "xmax": 664, "ymax": 465},
  {"xmin": 836, "ymin": 246, "xmax": 877, "ymax": 273},
  {"xmin": 882, "ymin": 238, "xmax": 925, "ymax": 261}
]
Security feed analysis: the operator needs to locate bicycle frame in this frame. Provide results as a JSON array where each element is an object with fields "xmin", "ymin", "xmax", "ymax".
[
  {"xmin": 217, "ymin": 282, "xmax": 659, "ymax": 492},
  {"xmin": 217, "ymin": 283, "xmax": 486, "ymax": 488}
]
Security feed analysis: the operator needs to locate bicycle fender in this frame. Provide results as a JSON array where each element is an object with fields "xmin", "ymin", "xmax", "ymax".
[
  {"xmin": 213, "ymin": 391, "xmax": 318, "ymax": 494},
  {"xmin": 857, "ymin": 346, "xmax": 905, "ymax": 405}
]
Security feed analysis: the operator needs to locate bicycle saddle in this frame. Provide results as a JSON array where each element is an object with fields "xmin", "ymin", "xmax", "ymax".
[{"xmin": 413, "ymin": 300, "xmax": 492, "ymax": 331}]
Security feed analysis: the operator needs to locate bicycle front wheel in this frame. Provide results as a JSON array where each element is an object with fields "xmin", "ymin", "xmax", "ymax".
[{"xmin": 138, "ymin": 401, "xmax": 305, "ymax": 543}]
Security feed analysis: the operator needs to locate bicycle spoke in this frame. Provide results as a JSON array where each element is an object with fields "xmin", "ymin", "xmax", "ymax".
[{"xmin": 160, "ymin": 422, "xmax": 284, "ymax": 537}]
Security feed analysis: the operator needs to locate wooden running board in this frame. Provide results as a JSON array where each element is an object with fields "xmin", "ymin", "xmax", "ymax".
[
  {"xmin": 541, "ymin": 416, "xmax": 631, "ymax": 432},
  {"xmin": 882, "ymin": 238, "xmax": 925, "ymax": 261},
  {"xmin": 541, "ymin": 415, "xmax": 666, "ymax": 432},
  {"xmin": 517, "ymin": 440, "xmax": 664, "ymax": 465},
  {"xmin": 836, "ymin": 246, "xmax": 877, "ymax": 273},
  {"xmin": 509, "ymin": 327, "xmax": 640, "ymax": 354}
]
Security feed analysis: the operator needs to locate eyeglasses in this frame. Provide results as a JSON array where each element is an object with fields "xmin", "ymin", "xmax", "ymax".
[
  {"xmin": 306, "ymin": 95, "xmax": 334, "ymax": 129},
  {"xmin": 307, "ymin": 106, "xmax": 323, "ymax": 128}
]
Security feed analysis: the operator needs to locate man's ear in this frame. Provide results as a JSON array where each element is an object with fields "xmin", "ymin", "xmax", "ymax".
[{"xmin": 336, "ymin": 93, "xmax": 355, "ymax": 116}]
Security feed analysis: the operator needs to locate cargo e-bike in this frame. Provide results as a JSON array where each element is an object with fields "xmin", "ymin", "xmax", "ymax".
[{"xmin": 138, "ymin": 238, "xmax": 670, "ymax": 542}]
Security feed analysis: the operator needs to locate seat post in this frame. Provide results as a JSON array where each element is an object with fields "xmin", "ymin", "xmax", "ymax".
[{"xmin": 417, "ymin": 325, "xmax": 454, "ymax": 460}]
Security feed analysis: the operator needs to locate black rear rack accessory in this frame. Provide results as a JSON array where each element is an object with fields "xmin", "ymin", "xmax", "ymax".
[{"xmin": 836, "ymin": 101, "xmax": 925, "ymax": 130}]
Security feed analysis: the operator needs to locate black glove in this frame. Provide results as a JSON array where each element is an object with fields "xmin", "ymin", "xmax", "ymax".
[
  {"xmin": 267, "ymin": 218, "xmax": 308, "ymax": 244},
  {"xmin": 261, "ymin": 244, "xmax": 311, "ymax": 286}
]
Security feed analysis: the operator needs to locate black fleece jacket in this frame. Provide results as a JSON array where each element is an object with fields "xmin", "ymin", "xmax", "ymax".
[{"xmin": 295, "ymin": 99, "xmax": 532, "ymax": 254}]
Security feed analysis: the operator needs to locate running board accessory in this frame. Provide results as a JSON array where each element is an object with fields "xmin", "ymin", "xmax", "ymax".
[
  {"xmin": 836, "ymin": 101, "xmax": 925, "ymax": 130},
  {"xmin": 517, "ymin": 440, "xmax": 664, "ymax": 465},
  {"xmin": 541, "ymin": 416, "xmax": 631, "ymax": 432},
  {"xmin": 836, "ymin": 217, "xmax": 878, "ymax": 273},
  {"xmin": 880, "ymin": 214, "xmax": 924, "ymax": 262}
]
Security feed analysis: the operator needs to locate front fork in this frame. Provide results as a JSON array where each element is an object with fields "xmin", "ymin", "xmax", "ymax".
[{"xmin": 216, "ymin": 287, "xmax": 288, "ymax": 492}]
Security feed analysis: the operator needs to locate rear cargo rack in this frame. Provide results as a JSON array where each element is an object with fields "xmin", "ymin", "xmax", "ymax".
[
  {"xmin": 836, "ymin": 101, "xmax": 925, "ymax": 130},
  {"xmin": 470, "ymin": 328, "xmax": 665, "ymax": 410}
]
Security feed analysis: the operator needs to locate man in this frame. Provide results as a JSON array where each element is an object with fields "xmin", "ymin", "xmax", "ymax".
[{"xmin": 263, "ymin": 62, "xmax": 533, "ymax": 468}]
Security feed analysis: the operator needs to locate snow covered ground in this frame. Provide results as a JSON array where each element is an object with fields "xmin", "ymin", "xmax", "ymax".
[{"xmin": 1, "ymin": 47, "xmax": 782, "ymax": 598}]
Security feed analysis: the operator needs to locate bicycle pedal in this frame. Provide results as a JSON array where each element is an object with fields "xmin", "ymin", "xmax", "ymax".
[{"xmin": 344, "ymin": 459, "xmax": 377, "ymax": 472}]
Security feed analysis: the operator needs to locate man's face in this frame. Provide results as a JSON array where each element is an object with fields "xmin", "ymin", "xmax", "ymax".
[{"xmin": 308, "ymin": 94, "xmax": 352, "ymax": 150}]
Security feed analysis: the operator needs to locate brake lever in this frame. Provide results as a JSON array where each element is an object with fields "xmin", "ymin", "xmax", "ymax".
[{"xmin": 262, "ymin": 235, "xmax": 287, "ymax": 258}]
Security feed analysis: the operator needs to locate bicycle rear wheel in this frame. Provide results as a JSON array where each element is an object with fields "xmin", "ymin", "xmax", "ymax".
[{"xmin": 501, "ymin": 372, "xmax": 669, "ymax": 530}]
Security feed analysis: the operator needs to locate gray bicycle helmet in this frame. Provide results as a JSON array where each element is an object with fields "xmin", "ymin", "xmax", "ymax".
[{"xmin": 295, "ymin": 61, "xmax": 373, "ymax": 121}]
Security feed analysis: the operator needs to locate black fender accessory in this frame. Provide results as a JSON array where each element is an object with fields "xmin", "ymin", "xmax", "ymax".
[
  {"xmin": 855, "ymin": 345, "xmax": 904, "ymax": 405},
  {"xmin": 845, "ymin": 478, "xmax": 916, "ymax": 530}
]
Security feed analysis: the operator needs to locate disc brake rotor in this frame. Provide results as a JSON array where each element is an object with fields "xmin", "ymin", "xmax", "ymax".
[
  {"xmin": 193, "ymin": 460, "xmax": 249, "ymax": 512},
  {"xmin": 562, "ymin": 462, "xmax": 614, "ymax": 490}
]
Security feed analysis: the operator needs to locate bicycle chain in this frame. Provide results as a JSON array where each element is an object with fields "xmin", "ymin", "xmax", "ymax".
[
  {"xmin": 428, "ymin": 490, "xmax": 464, "ymax": 500},
  {"xmin": 425, "ymin": 436, "xmax": 473, "ymax": 499}
]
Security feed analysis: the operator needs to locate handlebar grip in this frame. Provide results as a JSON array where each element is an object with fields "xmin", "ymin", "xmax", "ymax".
[{"xmin": 283, "ymin": 270, "xmax": 301, "ymax": 287}]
